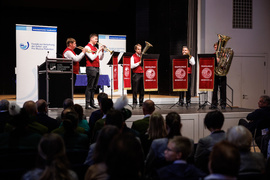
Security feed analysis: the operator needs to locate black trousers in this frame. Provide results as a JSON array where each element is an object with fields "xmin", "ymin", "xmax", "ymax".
[
  {"xmin": 132, "ymin": 73, "xmax": 144, "ymax": 105},
  {"xmin": 85, "ymin": 67, "xmax": 100, "ymax": 106},
  {"xmin": 212, "ymin": 75, "xmax": 227, "ymax": 106},
  {"xmin": 179, "ymin": 74, "xmax": 192, "ymax": 103},
  {"xmin": 73, "ymin": 73, "xmax": 77, "ymax": 89}
]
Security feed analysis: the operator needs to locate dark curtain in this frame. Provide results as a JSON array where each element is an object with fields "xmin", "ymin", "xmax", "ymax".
[{"xmin": 188, "ymin": 0, "xmax": 198, "ymax": 96}]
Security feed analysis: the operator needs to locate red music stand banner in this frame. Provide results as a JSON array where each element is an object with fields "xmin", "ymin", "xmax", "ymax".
[
  {"xmin": 113, "ymin": 55, "xmax": 118, "ymax": 92},
  {"xmin": 123, "ymin": 56, "xmax": 131, "ymax": 90},
  {"xmin": 198, "ymin": 54, "xmax": 215, "ymax": 91},
  {"xmin": 172, "ymin": 57, "xmax": 188, "ymax": 91},
  {"xmin": 143, "ymin": 58, "xmax": 158, "ymax": 91}
]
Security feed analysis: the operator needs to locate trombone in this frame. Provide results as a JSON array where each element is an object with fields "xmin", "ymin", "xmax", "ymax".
[
  {"xmin": 97, "ymin": 42, "xmax": 114, "ymax": 55},
  {"xmin": 76, "ymin": 46, "xmax": 96, "ymax": 53}
]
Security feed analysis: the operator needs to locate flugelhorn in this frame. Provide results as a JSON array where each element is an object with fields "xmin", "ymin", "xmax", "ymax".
[
  {"xmin": 97, "ymin": 42, "xmax": 114, "ymax": 55},
  {"xmin": 76, "ymin": 46, "xmax": 96, "ymax": 53}
]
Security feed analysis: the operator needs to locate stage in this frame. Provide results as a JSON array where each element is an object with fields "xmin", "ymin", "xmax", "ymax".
[{"xmin": 0, "ymin": 94, "xmax": 253, "ymax": 143}]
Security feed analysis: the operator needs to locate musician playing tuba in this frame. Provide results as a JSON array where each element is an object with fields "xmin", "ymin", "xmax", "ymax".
[
  {"xmin": 63, "ymin": 38, "xmax": 86, "ymax": 88},
  {"xmin": 210, "ymin": 41, "xmax": 227, "ymax": 110},
  {"xmin": 178, "ymin": 46, "xmax": 195, "ymax": 107},
  {"xmin": 131, "ymin": 44, "xmax": 144, "ymax": 108}
]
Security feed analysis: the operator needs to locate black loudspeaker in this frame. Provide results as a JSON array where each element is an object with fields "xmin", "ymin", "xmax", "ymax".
[{"xmin": 38, "ymin": 58, "xmax": 73, "ymax": 108}]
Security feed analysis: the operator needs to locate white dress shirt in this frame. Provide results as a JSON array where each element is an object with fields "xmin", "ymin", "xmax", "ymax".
[
  {"xmin": 130, "ymin": 53, "xmax": 141, "ymax": 69},
  {"xmin": 189, "ymin": 56, "xmax": 195, "ymax": 65},
  {"xmin": 63, "ymin": 48, "xmax": 85, "ymax": 62},
  {"xmin": 85, "ymin": 43, "xmax": 104, "ymax": 61}
]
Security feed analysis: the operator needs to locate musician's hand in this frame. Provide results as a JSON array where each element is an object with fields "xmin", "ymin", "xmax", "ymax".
[
  {"xmin": 139, "ymin": 60, "xmax": 141, "ymax": 65},
  {"xmin": 98, "ymin": 45, "xmax": 104, "ymax": 52},
  {"xmin": 82, "ymin": 48, "xmax": 86, "ymax": 53}
]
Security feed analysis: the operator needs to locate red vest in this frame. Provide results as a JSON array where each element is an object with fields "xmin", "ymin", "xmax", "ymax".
[
  {"xmin": 63, "ymin": 48, "xmax": 80, "ymax": 74},
  {"xmin": 188, "ymin": 63, "xmax": 192, "ymax": 74},
  {"xmin": 132, "ymin": 53, "xmax": 143, "ymax": 73},
  {"xmin": 85, "ymin": 43, "xmax": 99, "ymax": 67}
]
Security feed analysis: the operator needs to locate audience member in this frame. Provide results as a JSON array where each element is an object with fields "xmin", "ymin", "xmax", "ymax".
[
  {"xmin": 36, "ymin": 99, "xmax": 58, "ymax": 132},
  {"xmin": 92, "ymin": 98, "xmax": 113, "ymax": 142},
  {"xmin": 73, "ymin": 104, "xmax": 89, "ymax": 133},
  {"xmin": 156, "ymin": 136, "xmax": 205, "ymax": 180},
  {"xmin": 88, "ymin": 93, "xmax": 108, "ymax": 137},
  {"xmin": 0, "ymin": 99, "xmax": 11, "ymax": 133},
  {"xmin": 0, "ymin": 108, "xmax": 42, "ymax": 152},
  {"xmin": 23, "ymin": 100, "xmax": 48, "ymax": 135},
  {"xmin": 194, "ymin": 110, "xmax": 226, "ymax": 173},
  {"xmin": 63, "ymin": 98, "xmax": 74, "ymax": 109},
  {"xmin": 56, "ymin": 98, "xmax": 74, "ymax": 125},
  {"xmin": 106, "ymin": 109, "xmax": 138, "ymax": 136},
  {"xmin": 84, "ymin": 125, "xmax": 119, "ymax": 180},
  {"xmin": 227, "ymin": 125, "xmax": 265, "ymax": 174},
  {"xmin": 22, "ymin": 133, "xmax": 78, "ymax": 180},
  {"xmin": 106, "ymin": 133, "xmax": 144, "ymax": 180},
  {"xmin": 53, "ymin": 111, "xmax": 89, "ymax": 150},
  {"xmin": 239, "ymin": 95, "xmax": 270, "ymax": 148},
  {"xmin": 141, "ymin": 112, "xmax": 167, "ymax": 155},
  {"xmin": 131, "ymin": 100, "xmax": 155, "ymax": 136},
  {"xmin": 53, "ymin": 108, "xmax": 86, "ymax": 134},
  {"xmin": 145, "ymin": 112, "xmax": 182, "ymax": 178},
  {"xmin": 205, "ymin": 140, "xmax": 240, "ymax": 180}
]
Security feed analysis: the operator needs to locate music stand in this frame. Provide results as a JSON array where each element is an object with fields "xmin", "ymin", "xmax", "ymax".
[
  {"xmin": 119, "ymin": 52, "xmax": 134, "ymax": 109},
  {"xmin": 197, "ymin": 54, "xmax": 216, "ymax": 110},
  {"xmin": 169, "ymin": 55, "xmax": 189, "ymax": 109},
  {"xmin": 107, "ymin": 52, "xmax": 119, "ymax": 99},
  {"xmin": 143, "ymin": 54, "xmax": 161, "ymax": 109}
]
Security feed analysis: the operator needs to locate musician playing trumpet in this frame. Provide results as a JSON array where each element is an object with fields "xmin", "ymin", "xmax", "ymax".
[
  {"xmin": 178, "ymin": 46, "xmax": 195, "ymax": 107},
  {"xmin": 63, "ymin": 38, "xmax": 86, "ymax": 87},
  {"xmin": 84, "ymin": 33, "xmax": 104, "ymax": 109}
]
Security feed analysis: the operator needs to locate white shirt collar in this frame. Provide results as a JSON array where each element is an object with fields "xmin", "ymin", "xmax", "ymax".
[
  {"xmin": 173, "ymin": 160, "xmax": 187, "ymax": 164},
  {"xmin": 144, "ymin": 114, "xmax": 151, "ymax": 118}
]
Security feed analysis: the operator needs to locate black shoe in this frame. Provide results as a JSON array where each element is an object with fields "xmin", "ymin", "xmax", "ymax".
[
  {"xmin": 221, "ymin": 105, "xmax": 226, "ymax": 110},
  {"xmin": 85, "ymin": 104, "xmax": 92, "ymax": 109},
  {"xmin": 90, "ymin": 105, "xmax": 98, "ymax": 109},
  {"xmin": 209, "ymin": 105, "xmax": 217, "ymax": 109},
  {"xmin": 177, "ymin": 102, "xmax": 184, "ymax": 107},
  {"xmin": 186, "ymin": 103, "xmax": 191, "ymax": 107}
]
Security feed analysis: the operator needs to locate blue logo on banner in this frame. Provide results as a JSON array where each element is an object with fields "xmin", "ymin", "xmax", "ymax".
[{"xmin": 20, "ymin": 42, "xmax": 30, "ymax": 50}]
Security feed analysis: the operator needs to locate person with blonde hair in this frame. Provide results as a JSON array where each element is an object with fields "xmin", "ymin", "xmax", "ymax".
[
  {"xmin": 227, "ymin": 125, "xmax": 265, "ymax": 174},
  {"xmin": 141, "ymin": 112, "xmax": 167, "ymax": 155}
]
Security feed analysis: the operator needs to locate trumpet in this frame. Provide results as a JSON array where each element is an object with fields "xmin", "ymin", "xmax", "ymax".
[
  {"xmin": 76, "ymin": 46, "xmax": 96, "ymax": 53},
  {"xmin": 97, "ymin": 42, "xmax": 114, "ymax": 55}
]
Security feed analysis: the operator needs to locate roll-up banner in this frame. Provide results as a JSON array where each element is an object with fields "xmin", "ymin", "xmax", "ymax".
[
  {"xmin": 99, "ymin": 34, "xmax": 126, "ymax": 95},
  {"xmin": 123, "ymin": 55, "xmax": 131, "ymax": 90},
  {"xmin": 113, "ymin": 55, "xmax": 119, "ymax": 92},
  {"xmin": 16, "ymin": 24, "xmax": 57, "ymax": 106},
  {"xmin": 198, "ymin": 54, "xmax": 215, "ymax": 91},
  {"xmin": 172, "ymin": 58, "xmax": 188, "ymax": 91},
  {"xmin": 144, "ymin": 58, "xmax": 158, "ymax": 91}
]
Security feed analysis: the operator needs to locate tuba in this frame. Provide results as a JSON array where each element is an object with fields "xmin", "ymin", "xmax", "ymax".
[
  {"xmin": 140, "ymin": 41, "xmax": 153, "ymax": 63},
  {"xmin": 215, "ymin": 34, "xmax": 234, "ymax": 76}
]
